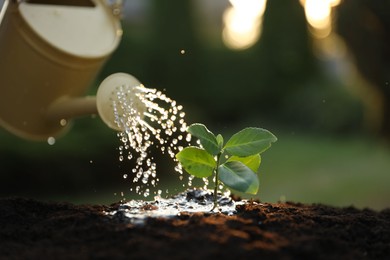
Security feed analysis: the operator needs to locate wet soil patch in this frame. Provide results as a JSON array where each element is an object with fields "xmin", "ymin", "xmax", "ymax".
[{"xmin": 0, "ymin": 196, "xmax": 389, "ymax": 259}]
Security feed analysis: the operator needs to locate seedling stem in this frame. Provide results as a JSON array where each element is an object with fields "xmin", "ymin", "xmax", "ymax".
[{"xmin": 212, "ymin": 152, "xmax": 222, "ymax": 211}]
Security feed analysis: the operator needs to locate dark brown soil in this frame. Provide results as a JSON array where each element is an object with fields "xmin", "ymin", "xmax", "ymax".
[{"xmin": 1, "ymin": 197, "xmax": 389, "ymax": 260}]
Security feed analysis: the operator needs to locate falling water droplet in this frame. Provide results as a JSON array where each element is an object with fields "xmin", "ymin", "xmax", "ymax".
[
  {"xmin": 47, "ymin": 137, "xmax": 56, "ymax": 145},
  {"xmin": 60, "ymin": 119, "xmax": 67, "ymax": 126}
]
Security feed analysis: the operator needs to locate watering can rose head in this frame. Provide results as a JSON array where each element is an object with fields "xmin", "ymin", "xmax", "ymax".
[
  {"xmin": 96, "ymin": 73, "xmax": 147, "ymax": 132},
  {"xmin": 176, "ymin": 123, "xmax": 277, "ymax": 210}
]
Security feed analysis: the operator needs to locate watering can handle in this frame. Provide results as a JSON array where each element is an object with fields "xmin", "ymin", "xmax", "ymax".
[
  {"xmin": 0, "ymin": 0, "xmax": 10, "ymax": 25},
  {"xmin": 0, "ymin": 0, "xmax": 124, "ymax": 23}
]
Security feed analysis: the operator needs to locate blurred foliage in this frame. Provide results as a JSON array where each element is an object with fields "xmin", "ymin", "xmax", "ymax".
[
  {"xmin": 337, "ymin": 0, "xmax": 390, "ymax": 138},
  {"xmin": 101, "ymin": 0, "xmax": 364, "ymax": 133}
]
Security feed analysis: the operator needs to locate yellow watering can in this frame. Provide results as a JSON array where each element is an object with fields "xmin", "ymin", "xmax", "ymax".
[{"xmin": 0, "ymin": 0, "xmax": 142, "ymax": 140}]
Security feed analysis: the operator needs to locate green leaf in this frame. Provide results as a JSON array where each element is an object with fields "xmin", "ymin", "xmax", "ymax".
[
  {"xmin": 224, "ymin": 127, "xmax": 277, "ymax": 157},
  {"xmin": 218, "ymin": 161, "xmax": 259, "ymax": 194},
  {"xmin": 216, "ymin": 134, "xmax": 224, "ymax": 150},
  {"xmin": 176, "ymin": 147, "xmax": 216, "ymax": 178},
  {"xmin": 188, "ymin": 123, "xmax": 220, "ymax": 156},
  {"xmin": 227, "ymin": 154, "xmax": 261, "ymax": 173}
]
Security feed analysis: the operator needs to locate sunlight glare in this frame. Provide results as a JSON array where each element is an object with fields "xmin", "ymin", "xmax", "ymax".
[
  {"xmin": 305, "ymin": 0, "xmax": 331, "ymax": 30},
  {"xmin": 229, "ymin": 0, "xmax": 267, "ymax": 18},
  {"xmin": 328, "ymin": 0, "xmax": 341, "ymax": 7},
  {"xmin": 223, "ymin": 0, "xmax": 267, "ymax": 50},
  {"xmin": 301, "ymin": 0, "xmax": 342, "ymax": 39}
]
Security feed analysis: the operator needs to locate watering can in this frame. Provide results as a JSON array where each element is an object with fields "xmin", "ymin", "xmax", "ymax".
[{"xmin": 0, "ymin": 0, "xmax": 142, "ymax": 141}]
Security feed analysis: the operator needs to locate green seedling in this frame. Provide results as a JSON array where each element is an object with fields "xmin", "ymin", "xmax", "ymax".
[{"xmin": 176, "ymin": 123, "xmax": 277, "ymax": 210}]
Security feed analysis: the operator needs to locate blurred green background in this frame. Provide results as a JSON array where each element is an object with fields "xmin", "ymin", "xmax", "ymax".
[{"xmin": 1, "ymin": 0, "xmax": 390, "ymax": 210}]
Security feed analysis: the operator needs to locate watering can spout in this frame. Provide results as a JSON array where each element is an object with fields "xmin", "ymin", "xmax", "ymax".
[
  {"xmin": 47, "ymin": 73, "xmax": 144, "ymax": 133},
  {"xmin": 1, "ymin": 73, "xmax": 146, "ymax": 139},
  {"xmin": 46, "ymin": 96, "xmax": 98, "ymax": 125}
]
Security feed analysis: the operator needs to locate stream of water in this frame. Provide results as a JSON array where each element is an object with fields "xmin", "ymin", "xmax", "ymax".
[{"xmin": 112, "ymin": 83, "xmax": 194, "ymax": 198}]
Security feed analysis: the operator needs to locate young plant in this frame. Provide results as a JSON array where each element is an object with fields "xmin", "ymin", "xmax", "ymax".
[{"xmin": 176, "ymin": 123, "xmax": 277, "ymax": 210}]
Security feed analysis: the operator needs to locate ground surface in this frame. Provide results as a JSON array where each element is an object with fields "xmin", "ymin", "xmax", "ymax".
[{"xmin": 1, "ymin": 195, "xmax": 389, "ymax": 259}]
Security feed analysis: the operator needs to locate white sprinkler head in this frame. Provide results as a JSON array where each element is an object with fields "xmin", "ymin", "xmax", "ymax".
[{"xmin": 96, "ymin": 73, "xmax": 147, "ymax": 131}]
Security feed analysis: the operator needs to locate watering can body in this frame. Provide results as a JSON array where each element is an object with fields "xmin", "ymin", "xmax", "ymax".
[{"xmin": 0, "ymin": 0, "xmax": 122, "ymax": 140}]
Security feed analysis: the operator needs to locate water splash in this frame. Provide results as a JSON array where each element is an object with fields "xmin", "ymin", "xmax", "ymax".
[
  {"xmin": 106, "ymin": 188, "xmax": 239, "ymax": 226},
  {"xmin": 112, "ymin": 83, "xmax": 192, "ymax": 197}
]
